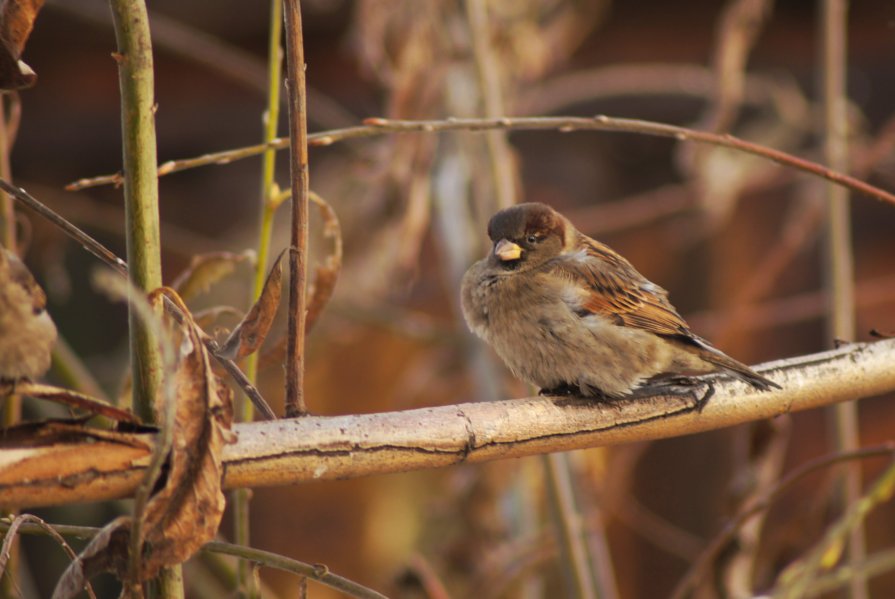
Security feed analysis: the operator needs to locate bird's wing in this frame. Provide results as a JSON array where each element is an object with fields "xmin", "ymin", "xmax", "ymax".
[{"xmin": 547, "ymin": 236, "xmax": 691, "ymax": 338}]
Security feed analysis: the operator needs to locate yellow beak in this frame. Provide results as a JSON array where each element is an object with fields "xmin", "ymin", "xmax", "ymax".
[{"xmin": 494, "ymin": 239, "xmax": 523, "ymax": 261}]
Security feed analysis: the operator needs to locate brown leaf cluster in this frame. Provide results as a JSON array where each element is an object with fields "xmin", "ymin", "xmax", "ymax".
[{"xmin": 52, "ymin": 289, "xmax": 235, "ymax": 598}]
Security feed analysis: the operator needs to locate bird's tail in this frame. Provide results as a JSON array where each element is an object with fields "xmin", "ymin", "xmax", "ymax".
[{"xmin": 697, "ymin": 343, "xmax": 781, "ymax": 391}]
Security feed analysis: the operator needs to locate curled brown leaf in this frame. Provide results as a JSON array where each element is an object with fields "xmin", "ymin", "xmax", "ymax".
[
  {"xmin": 217, "ymin": 248, "xmax": 286, "ymax": 360},
  {"xmin": 259, "ymin": 193, "xmax": 342, "ymax": 369},
  {"xmin": 305, "ymin": 192, "xmax": 343, "ymax": 333},
  {"xmin": 139, "ymin": 288, "xmax": 236, "ymax": 576}
]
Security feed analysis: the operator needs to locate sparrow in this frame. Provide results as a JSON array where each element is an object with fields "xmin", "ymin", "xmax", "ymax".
[
  {"xmin": 460, "ymin": 202, "xmax": 779, "ymax": 398},
  {"xmin": 0, "ymin": 248, "xmax": 57, "ymax": 381}
]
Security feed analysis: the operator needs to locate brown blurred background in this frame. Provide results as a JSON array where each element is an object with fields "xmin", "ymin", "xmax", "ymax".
[{"xmin": 9, "ymin": 0, "xmax": 895, "ymax": 597}]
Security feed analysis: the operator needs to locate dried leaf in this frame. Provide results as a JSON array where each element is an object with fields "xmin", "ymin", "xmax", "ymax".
[
  {"xmin": 13, "ymin": 381, "xmax": 140, "ymax": 424},
  {"xmin": 0, "ymin": 0, "xmax": 43, "ymax": 90},
  {"xmin": 258, "ymin": 194, "xmax": 342, "ymax": 369},
  {"xmin": 53, "ymin": 289, "xmax": 236, "ymax": 593},
  {"xmin": 217, "ymin": 249, "xmax": 285, "ymax": 360},
  {"xmin": 52, "ymin": 516, "xmax": 131, "ymax": 599},
  {"xmin": 139, "ymin": 288, "xmax": 235, "ymax": 577},
  {"xmin": 169, "ymin": 250, "xmax": 255, "ymax": 302},
  {"xmin": 305, "ymin": 192, "xmax": 343, "ymax": 333}
]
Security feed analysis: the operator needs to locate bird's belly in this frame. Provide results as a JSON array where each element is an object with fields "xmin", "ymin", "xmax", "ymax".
[{"xmin": 485, "ymin": 302, "xmax": 673, "ymax": 397}]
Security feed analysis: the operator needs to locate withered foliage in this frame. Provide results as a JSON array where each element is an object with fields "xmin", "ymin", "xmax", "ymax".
[
  {"xmin": 260, "ymin": 194, "xmax": 343, "ymax": 367},
  {"xmin": 52, "ymin": 289, "xmax": 235, "ymax": 598},
  {"xmin": 304, "ymin": 193, "xmax": 343, "ymax": 334},
  {"xmin": 217, "ymin": 248, "xmax": 285, "ymax": 360}
]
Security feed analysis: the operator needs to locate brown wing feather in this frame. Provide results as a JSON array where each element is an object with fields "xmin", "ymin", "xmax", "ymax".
[
  {"xmin": 547, "ymin": 234, "xmax": 781, "ymax": 391},
  {"xmin": 549, "ymin": 235, "xmax": 692, "ymax": 338}
]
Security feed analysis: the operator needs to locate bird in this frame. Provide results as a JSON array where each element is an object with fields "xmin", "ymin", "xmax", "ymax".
[
  {"xmin": 0, "ymin": 248, "xmax": 57, "ymax": 382},
  {"xmin": 460, "ymin": 202, "xmax": 779, "ymax": 399}
]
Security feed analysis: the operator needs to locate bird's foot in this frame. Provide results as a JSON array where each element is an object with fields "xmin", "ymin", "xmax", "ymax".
[
  {"xmin": 635, "ymin": 378, "xmax": 715, "ymax": 413},
  {"xmin": 539, "ymin": 384, "xmax": 579, "ymax": 397},
  {"xmin": 543, "ymin": 384, "xmax": 621, "ymax": 408}
]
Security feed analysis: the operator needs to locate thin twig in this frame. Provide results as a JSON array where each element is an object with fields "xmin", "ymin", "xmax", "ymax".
[
  {"xmin": 542, "ymin": 453, "xmax": 598, "ymax": 599},
  {"xmin": 0, "ymin": 522, "xmax": 388, "ymax": 599},
  {"xmin": 820, "ymin": 2, "xmax": 866, "ymax": 598},
  {"xmin": 669, "ymin": 444, "xmax": 894, "ymax": 599},
  {"xmin": 64, "ymin": 115, "xmax": 895, "ymax": 208},
  {"xmin": 282, "ymin": 0, "xmax": 309, "ymax": 417},
  {"xmin": 802, "ymin": 547, "xmax": 895, "ymax": 598},
  {"xmin": 0, "ymin": 514, "xmax": 97, "ymax": 599},
  {"xmin": 774, "ymin": 459, "xmax": 895, "ymax": 598},
  {"xmin": 0, "ymin": 178, "xmax": 276, "ymax": 421},
  {"xmin": 0, "ymin": 180, "xmax": 128, "ymax": 275}
]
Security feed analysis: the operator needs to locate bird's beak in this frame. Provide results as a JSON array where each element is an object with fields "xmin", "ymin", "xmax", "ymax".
[{"xmin": 494, "ymin": 239, "xmax": 523, "ymax": 261}]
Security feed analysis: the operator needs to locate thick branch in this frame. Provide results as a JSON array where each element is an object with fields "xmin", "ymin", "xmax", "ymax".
[{"xmin": 2, "ymin": 339, "xmax": 894, "ymax": 509}]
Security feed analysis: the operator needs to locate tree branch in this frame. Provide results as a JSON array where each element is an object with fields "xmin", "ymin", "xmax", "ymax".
[
  {"xmin": 2, "ymin": 339, "xmax": 894, "ymax": 509},
  {"xmin": 282, "ymin": 0, "xmax": 310, "ymax": 417},
  {"xmin": 64, "ymin": 116, "xmax": 895, "ymax": 208}
]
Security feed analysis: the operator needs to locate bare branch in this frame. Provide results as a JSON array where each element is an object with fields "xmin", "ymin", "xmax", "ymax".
[
  {"xmin": 64, "ymin": 116, "xmax": 895, "ymax": 208},
  {"xmin": 283, "ymin": 0, "xmax": 310, "ymax": 417},
  {"xmin": 2, "ymin": 339, "xmax": 894, "ymax": 510}
]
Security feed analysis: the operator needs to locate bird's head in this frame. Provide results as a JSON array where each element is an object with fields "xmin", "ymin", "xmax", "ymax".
[{"xmin": 486, "ymin": 202, "xmax": 570, "ymax": 271}]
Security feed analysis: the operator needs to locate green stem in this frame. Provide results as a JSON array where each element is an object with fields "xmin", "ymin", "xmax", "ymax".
[
  {"xmin": 235, "ymin": 2, "xmax": 282, "ymax": 596},
  {"xmin": 246, "ymin": 0, "xmax": 283, "ymax": 413},
  {"xmin": 109, "ymin": 0, "xmax": 163, "ymax": 422},
  {"xmin": 156, "ymin": 566, "xmax": 185, "ymax": 599},
  {"xmin": 108, "ymin": 0, "xmax": 170, "ymax": 595}
]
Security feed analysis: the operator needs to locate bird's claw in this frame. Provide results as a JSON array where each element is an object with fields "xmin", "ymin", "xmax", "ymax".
[
  {"xmin": 539, "ymin": 384, "xmax": 579, "ymax": 397},
  {"xmin": 635, "ymin": 378, "xmax": 715, "ymax": 412}
]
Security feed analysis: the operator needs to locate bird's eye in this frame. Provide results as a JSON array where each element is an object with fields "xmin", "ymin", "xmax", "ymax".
[{"xmin": 526, "ymin": 234, "xmax": 539, "ymax": 244}]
